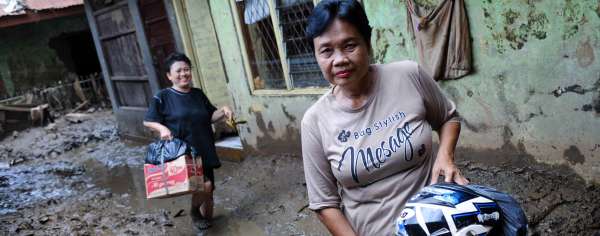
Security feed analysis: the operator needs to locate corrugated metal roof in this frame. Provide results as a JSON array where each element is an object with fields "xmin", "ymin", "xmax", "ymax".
[
  {"xmin": 0, "ymin": 0, "xmax": 83, "ymax": 18},
  {"xmin": 25, "ymin": 0, "xmax": 82, "ymax": 11}
]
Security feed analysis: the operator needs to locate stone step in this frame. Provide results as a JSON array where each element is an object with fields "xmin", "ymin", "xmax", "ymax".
[{"xmin": 215, "ymin": 136, "xmax": 244, "ymax": 162}]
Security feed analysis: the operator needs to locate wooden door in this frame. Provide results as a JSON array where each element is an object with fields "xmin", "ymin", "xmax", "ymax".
[
  {"xmin": 139, "ymin": 0, "xmax": 177, "ymax": 89},
  {"xmin": 84, "ymin": 0, "xmax": 160, "ymax": 140}
]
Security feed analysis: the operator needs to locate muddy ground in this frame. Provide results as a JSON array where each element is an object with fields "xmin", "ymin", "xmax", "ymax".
[{"xmin": 0, "ymin": 110, "xmax": 598, "ymax": 235}]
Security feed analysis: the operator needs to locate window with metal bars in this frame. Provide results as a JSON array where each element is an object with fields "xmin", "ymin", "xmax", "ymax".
[{"xmin": 232, "ymin": 0, "xmax": 328, "ymax": 93}]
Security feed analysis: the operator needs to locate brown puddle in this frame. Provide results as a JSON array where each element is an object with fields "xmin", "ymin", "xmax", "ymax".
[
  {"xmin": 0, "ymin": 111, "xmax": 320, "ymax": 235},
  {"xmin": 81, "ymin": 149, "xmax": 267, "ymax": 235}
]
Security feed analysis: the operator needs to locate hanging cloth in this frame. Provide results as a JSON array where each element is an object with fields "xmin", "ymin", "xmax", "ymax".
[
  {"xmin": 244, "ymin": 0, "xmax": 270, "ymax": 25},
  {"xmin": 406, "ymin": 0, "xmax": 472, "ymax": 81}
]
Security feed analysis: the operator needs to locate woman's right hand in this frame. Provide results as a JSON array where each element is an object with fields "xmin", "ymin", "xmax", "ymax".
[
  {"xmin": 142, "ymin": 121, "xmax": 173, "ymax": 140},
  {"xmin": 159, "ymin": 127, "xmax": 173, "ymax": 140},
  {"xmin": 316, "ymin": 208, "xmax": 357, "ymax": 236}
]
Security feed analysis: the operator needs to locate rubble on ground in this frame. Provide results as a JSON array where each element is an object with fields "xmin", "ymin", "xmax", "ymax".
[{"xmin": 0, "ymin": 110, "xmax": 599, "ymax": 235}]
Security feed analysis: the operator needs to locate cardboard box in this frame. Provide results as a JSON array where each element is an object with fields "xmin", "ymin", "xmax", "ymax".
[{"xmin": 144, "ymin": 154, "xmax": 204, "ymax": 199}]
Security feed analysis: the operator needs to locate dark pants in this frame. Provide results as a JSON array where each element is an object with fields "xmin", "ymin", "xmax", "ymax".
[{"xmin": 203, "ymin": 164, "xmax": 215, "ymax": 191}]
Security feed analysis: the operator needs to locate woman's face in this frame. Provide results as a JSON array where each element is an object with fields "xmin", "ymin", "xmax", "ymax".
[
  {"xmin": 313, "ymin": 18, "xmax": 371, "ymax": 89},
  {"xmin": 166, "ymin": 61, "xmax": 192, "ymax": 89}
]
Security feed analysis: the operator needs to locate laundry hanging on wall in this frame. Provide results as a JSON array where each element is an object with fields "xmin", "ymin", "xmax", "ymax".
[
  {"xmin": 243, "ymin": 0, "xmax": 270, "ymax": 24},
  {"xmin": 406, "ymin": 0, "xmax": 472, "ymax": 81}
]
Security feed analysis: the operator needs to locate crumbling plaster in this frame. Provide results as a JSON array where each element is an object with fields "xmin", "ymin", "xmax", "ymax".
[{"xmin": 197, "ymin": 0, "xmax": 599, "ymax": 182}]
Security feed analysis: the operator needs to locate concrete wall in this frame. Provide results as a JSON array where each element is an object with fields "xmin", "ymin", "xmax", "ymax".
[
  {"xmin": 0, "ymin": 14, "xmax": 89, "ymax": 98},
  {"xmin": 177, "ymin": 0, "xmax": 232, "ymax": 108},
  {"xmin": 363, "ymin": 0, "xmax": 600, "ymax": 182},
  {"xmin": 189, "ymin": 0, "xmax": 599, "ymax": 182},
  {"xmin": 182, "ymin": 0, "xmax": 320, "ymax": 155}
]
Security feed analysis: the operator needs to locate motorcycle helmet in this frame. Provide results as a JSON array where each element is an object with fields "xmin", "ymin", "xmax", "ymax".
[{"xmin": 395, "ymin": 183, "xmax": 502, "ymax": 236}]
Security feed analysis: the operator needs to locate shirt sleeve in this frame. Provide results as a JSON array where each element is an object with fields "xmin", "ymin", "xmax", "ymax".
[
  {"xmin": 199, "ymin": 89, "xmax": 218, "ymax": 118},
  {"xmin": 301, "ymin": 114, "xmax": 341, "ymax": 211},
  {"xmin": 144, "ymin": 94, "xmax": 164, "ymax": 123},
  {"xmin": 412, "ymin": 63, "xmax": 460, "ymax": 131}
]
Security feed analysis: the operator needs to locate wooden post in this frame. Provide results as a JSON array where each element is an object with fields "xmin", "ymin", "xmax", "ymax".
[
  {"xmin": 128, "ymin": 0, "xmax": 161, "ymax": 95},
  {"xmin": 163, "ymin": 0, "xmax": 185, "ymax": 53},
  {"xmin": 83, "ymin": 0, "xmax": 119, "ymax": 112}
]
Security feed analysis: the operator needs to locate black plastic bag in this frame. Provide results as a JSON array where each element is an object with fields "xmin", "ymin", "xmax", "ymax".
[
  {"xmin": 145, "ymin": 138, "xmax": 193, "ymax": 165},
  {"xmin": 466, "ymin": 184, "xmax": 528, "ymax": 236}
]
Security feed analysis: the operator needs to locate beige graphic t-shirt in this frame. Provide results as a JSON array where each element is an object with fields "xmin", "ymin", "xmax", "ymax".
[{"xmin": 301, "ymin": 60, "xmax": 459, "ymax": 236}]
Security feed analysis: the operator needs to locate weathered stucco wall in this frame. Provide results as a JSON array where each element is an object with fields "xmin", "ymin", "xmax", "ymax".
[
  {"xmin": 0, "ymin": 14, "xmax": 89, "ymax": 98},
  {"xmin": 197, "ymin": 0, "xmax": 599, "ymax": 182},
  {"xmin": 183, "ymin": 0, "xmax": 319, "ymax": 155},
  {"xmin": 365, "ymin": 0, "xmax": 600, "ymax": 182},
  {"xmin": 180, "ymin": 0, "xmax": 232, "ymax": 108}
]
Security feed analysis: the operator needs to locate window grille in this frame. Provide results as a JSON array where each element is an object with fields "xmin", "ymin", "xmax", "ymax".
[
  {"xmin": 233, "ymin": 0, "xmax": 328, "ymax": 92},
  {"xmin": 235, "ymin": 0, "xmax": 286, "ymax": 89},
  {"xmin": 277, "ymin": 0, "xmax": 327, "ymax": 88}
]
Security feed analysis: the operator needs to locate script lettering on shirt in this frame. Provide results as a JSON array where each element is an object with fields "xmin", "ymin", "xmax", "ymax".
[{"xmin": 338, "ymin": 122, "xmax": 415, "ymax": 184}]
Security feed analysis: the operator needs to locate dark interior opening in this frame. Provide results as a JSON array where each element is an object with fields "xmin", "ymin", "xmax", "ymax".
[{"xmin": 49, "ymin": 30, "xmax": 101, "ymax": 77}]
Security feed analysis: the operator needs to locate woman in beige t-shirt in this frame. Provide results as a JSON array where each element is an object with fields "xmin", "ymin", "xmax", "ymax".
[{"xmin": 301, "ymin": 1, "xmax": 469, "ymax": 235}]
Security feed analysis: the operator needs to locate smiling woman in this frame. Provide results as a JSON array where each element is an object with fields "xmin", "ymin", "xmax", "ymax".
[
  {"xmin": 300, "ymin": 1, "xmax": 468, "ymax": 235},
  {"xmin": 142, "ymin": 52, "xmax": 234, "ymax": 230},
  {"xmin": 165, "ymin": 54, "xmax": 193, "ymax": 89}
]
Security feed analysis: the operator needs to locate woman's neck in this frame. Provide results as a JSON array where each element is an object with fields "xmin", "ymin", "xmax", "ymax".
[
  {"xmin": 339, "ymin": 80, "xmax": 371, "ymax": 98},
  {"xmin": 172, "ymin": 85, "xmax": 191, "ymax": 93},
  {"xmin": 334, "ymin": 67, "xmax": 376, "ymax": 109}
]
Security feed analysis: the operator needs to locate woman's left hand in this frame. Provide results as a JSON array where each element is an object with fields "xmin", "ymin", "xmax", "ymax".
[
  {"xmin": 221, "ymin": 106, "xmax": 234, "ymax": 121},
  {"xmin": 430, "ymin": 152, "xmax": 469, "ymax": 185}
]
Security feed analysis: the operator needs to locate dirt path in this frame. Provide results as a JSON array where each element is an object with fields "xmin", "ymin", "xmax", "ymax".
[
  {"xmin": 0, "ymin": 110, "xmax": 598, "ymax": 235},
  {"xmin": 0, "ymin": 110, "xmax": 325, "ymax": 235}
]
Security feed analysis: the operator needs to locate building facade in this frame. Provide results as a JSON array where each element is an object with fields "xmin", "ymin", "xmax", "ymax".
[{"xmin": 173, "ymin": 0, "xmax": 600, "ymax": 183}]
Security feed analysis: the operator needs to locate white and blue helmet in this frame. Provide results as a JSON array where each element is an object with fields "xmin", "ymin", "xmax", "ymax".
[{"xmin": 395, "ymin": 183, "xmax": 502, "ymax": 236}]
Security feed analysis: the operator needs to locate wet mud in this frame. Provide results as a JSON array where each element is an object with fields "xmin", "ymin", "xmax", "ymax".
[
  {"xmin": 455, "ymin": 143, "xmax": 600, "ymax": 236},
  {"xmin": 0, "ymin": 110, "xmax": 324, "ymax": 235},
  {"xmin": 0, "ymin": 110, "xmax": 599, "ymax": 235}
]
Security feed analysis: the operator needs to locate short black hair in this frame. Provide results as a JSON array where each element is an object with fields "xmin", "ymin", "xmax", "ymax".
[
  {"xmin": 164, "ymin": 52, "xmax": 192, "ymax": 73},
  {"xmin": 305, "ymin": 0, "xmax": 372, "ymax": 45}
]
